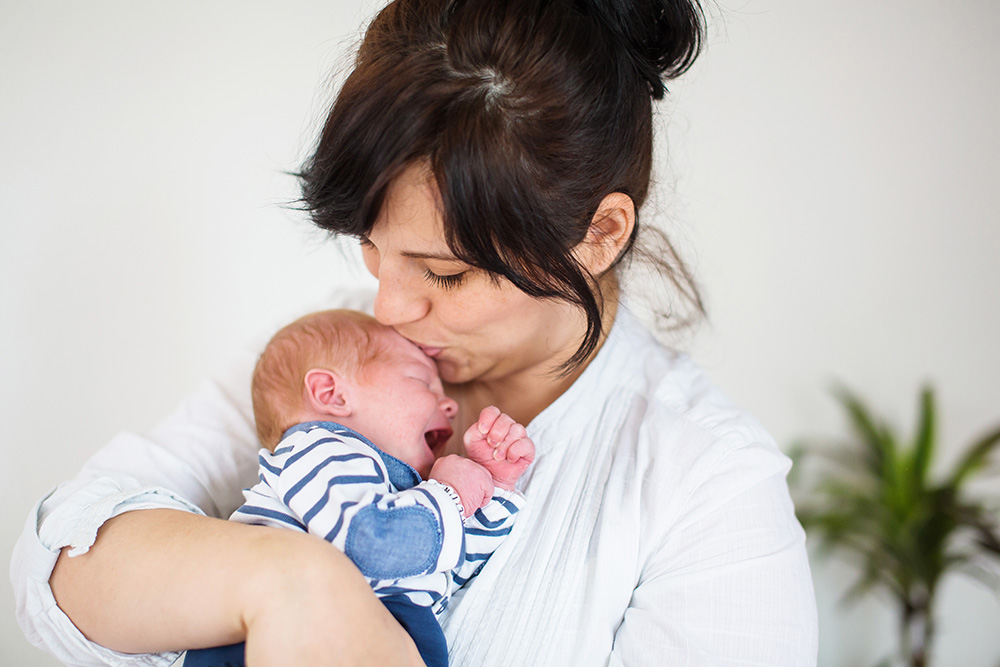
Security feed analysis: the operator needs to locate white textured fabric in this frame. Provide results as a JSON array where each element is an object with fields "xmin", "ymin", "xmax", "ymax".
[{"xmin": 11, "ymin": 296, "xmax": 818, "ymax": 666}]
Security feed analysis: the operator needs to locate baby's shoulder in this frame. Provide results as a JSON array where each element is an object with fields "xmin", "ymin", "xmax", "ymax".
[{"xmin": 266, "ymin": 423, "xmax": 385, "ymax": 472}]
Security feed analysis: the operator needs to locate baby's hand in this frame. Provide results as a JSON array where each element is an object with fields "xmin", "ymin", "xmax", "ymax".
[
  {"xmin": 464, "ymin": 406, "xmax": 536, "ymax": 491},
  {"xmin": 429, "ymin": 455, "xmax": 494, "ymax": 518}
]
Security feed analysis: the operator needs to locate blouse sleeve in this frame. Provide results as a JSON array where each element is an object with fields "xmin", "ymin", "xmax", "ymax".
[
  {"xmin": 610, "ymin": 441, "xmax": 819, "ymax": 667},
  {"xmin": 10, "ymin": 357, "xmax": 261, "ymax": 667},
  {"xmin": 10, "ymin": 287, "xmax": 377, "ymax": 666}
]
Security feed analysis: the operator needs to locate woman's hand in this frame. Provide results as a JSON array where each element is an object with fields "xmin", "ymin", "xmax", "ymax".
[{"xmin": 50, "ymin": 509, "xmax": 425, "ymax": 666}]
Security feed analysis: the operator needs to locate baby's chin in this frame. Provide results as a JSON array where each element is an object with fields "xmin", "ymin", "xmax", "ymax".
[
  {"xmin": 410, "ymin": 447, "xmax": 436, "ymax": 480},
  {"xmin": 414, "ymin": 458, "xmax": 434, "ymax": 480}
]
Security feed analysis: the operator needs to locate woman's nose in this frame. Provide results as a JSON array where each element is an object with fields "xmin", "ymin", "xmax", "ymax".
[
  {"xmin": 440, "ymin": 396, "xmax": 458, "ymax": 419},
  {"xmin": 372, "ymin": 269, "xmax": 429, "ymax": 326}
]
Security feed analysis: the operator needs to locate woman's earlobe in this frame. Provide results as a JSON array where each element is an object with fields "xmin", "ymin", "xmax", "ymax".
[
  {"xmin": 303, "ymin": 369, "xmax": 353, "ymax": 418},
  {"xmin": 576, "ymin": 192, "xmax": 636, "ymax": 275}
]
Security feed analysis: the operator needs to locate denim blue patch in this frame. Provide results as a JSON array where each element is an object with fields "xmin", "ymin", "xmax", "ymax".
[
  {"xmin": 381, "ymin": 453, "xmax": 421, "ymax": 490},
  {"xmin": 345, "ymin": 504, "xmax": 442, "ymax": 579}
]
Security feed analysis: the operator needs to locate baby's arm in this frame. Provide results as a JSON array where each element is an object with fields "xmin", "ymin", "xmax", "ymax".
[
  {"xmin": 448, "ymin": 407, "xmax": 534, "ymax": 586},
  {"xmin": 428, "ymin": 454, "xmax": 494, "ymax": 518},
  {"xmin": 452, "ymin": 488, "xmax": 525, "ymax": 587},
  {"xmin": 257, "ymin": 429, "xmax": 467, "ymax": 581},
  {"xmin": 464, "ymin": 406, "xmax": 536, "ymax": 490}
]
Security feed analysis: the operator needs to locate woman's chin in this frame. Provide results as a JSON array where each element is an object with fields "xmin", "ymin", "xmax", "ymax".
[
  {"xmin": 434, "ymin": 358, "xmax": 467, "ymax": 385},
  {"xmin": 436, "ymin": 355, "xmax": 492, "ymax": 386}
]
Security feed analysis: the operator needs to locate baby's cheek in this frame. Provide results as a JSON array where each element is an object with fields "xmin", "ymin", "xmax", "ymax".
[{"xmin": 444, "ymin": 430, "xmax": 466, "ymax": 458}]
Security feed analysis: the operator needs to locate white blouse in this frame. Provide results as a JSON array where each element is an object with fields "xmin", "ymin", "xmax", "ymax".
[{"xmin": 11, "ymin": 297, "xmax": 818, "ymax": 666}]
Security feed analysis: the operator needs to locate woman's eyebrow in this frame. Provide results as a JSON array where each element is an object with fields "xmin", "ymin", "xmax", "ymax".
[{"xmin": 400, "ymin": 250, "xmax": 462, "ymax": 261}]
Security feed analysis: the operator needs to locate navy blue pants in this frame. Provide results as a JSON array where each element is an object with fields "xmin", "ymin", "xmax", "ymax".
[{"xmin": 183, "ymin": 596, "xmax": 447, "ymax": 667}]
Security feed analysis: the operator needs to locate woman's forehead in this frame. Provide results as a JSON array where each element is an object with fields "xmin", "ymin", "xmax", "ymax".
[
  {"xmin": 370, "ymin": 163, "xmax": 476, "ymax": 267},
  {"xmin": 377, "ymin": 164, "xmax": 442, "ymax": 229}
]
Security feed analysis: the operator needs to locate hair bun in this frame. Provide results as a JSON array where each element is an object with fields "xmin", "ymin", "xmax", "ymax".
[{"xmin": 579, "ymin": 0, "xmax": 704, "ymax": 99}]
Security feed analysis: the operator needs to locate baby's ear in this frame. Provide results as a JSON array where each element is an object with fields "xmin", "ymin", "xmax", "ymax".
[{"xmin": 303, "ymin": 369, "xmax": 352, "ymax": 418}]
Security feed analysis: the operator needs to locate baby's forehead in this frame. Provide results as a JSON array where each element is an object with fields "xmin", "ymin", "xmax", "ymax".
[{"xmin": 369, "ymin": 329, "xmax": 436, "ymax": 370}]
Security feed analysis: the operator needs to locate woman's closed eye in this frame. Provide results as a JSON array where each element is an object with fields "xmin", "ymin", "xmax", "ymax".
[{"xmin": 424, "ymin": 269, "xmax": 466, "ymax": 289}]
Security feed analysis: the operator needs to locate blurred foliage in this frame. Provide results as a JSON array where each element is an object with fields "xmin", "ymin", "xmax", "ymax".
[{"xmin": 790, "ymin": 385, "xmax": 1000, "ymax": 667}]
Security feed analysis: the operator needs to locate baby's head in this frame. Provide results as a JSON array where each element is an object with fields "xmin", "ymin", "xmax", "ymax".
[{"xmin": 252, "ymin": 310, "xmax": 457, "ymax": 477}]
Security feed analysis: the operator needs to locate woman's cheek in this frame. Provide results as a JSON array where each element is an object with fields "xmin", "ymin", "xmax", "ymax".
[{"xmin": 360, "ymin": 245, "xmax": 379, "ymax": 278}]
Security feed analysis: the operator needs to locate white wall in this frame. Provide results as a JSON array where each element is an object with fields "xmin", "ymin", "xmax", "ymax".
[{"xmin": 2, "ymin": 1, "xmax": 998, "ymax": 665}]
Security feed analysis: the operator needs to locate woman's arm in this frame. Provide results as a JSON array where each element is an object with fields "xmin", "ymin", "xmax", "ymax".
[
  {"xmin": 610, "ymin": 444, "xmax": 818, "ymax": 666},
  {"xmin": 10, "ymin": 285, "xmax": 418, "ymax": 665},
  {"xmin": 50, "ymin": 508, "xmax": 425, "ymax": 666},
  {"xmin": 12, "ymin": 367, "xmax": 265, "ymax": 665}
]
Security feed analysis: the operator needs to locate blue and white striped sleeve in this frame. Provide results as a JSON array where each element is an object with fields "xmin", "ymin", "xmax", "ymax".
[
  {"xmin": 241, "ymin": 429, "xmax": 467, "ymax": 581},
  {"xmin": 452, "ymin": 488, "xmax": 524, "ymax": 587},
  {"xmin": 230, "ymin": 478, "xmax": 308, "ymax": 532}
]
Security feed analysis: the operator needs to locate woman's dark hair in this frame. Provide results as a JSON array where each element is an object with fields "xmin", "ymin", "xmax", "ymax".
[{"xmin": 300, "ymin": 0, "xmax": 706, "ymax": 371}]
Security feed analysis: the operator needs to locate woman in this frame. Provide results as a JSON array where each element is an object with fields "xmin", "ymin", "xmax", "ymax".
[{"xmin": 13, "ymin": 0, "xmax": 818, "ymax": 665}]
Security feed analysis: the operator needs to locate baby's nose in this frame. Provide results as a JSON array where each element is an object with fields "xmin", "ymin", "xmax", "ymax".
[{"xmin": 440, "ymin": 396, "xmax": 458, "ymax": 418}]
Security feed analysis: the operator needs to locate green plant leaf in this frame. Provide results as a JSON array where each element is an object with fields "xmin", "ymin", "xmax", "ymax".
[
  {"xmin": 948, "ymin": 423, "xmax": 1000, "ymax": 488},
  {"xmin": 842, "ymin": 563, "xmax": 890, "ymax": 606},
  {"xmin": 954, "ymin": 505, "xmax": 1000, "ymax": 555},
  {"xmin": 833, "ymin": 384, "xmax": 893, "ymax": 478},
  {"xmin": 791, "ymin": 383, "xmax": 1000, "ymax": 665},
  {"xmin": 956, "ymin": 558, "xmax": 1000, "ymax": 591},
  {"xmin": 910, "ymin": 385, "xmax": 936, "ymax": 495}
]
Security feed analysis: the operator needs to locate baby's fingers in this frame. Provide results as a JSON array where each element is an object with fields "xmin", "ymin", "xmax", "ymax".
[
  {"xmin": 505, "ymin": 423, "xmax": 528, "ymax": 444},
  {"xmin": 506, "ymin": 437, "xmax": 535, "ymax": 464},
  {"xmin": 492, "ymin": 424, "xmax": 527, "ymax": 460},
  {"xmin": 485, "ymin": 412, "xmax": 516, "ymax": 447},
  {"xmin": 476, "ymin": 406, "xmax": 503, "ymax": 436}
]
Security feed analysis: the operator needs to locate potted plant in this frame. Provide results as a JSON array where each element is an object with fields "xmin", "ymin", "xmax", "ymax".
[{"xmin": 790, "ymin": 384, "xmax": 1000, "ymax": 666}]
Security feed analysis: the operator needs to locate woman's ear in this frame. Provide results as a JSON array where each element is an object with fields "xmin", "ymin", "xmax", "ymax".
[
  {"xmin": 574, "ymin": 192, "xmax": 636, "ymax": 276},
  {"xmin": 303, "ymin": 369, "xmax": 353, "ymax": 418}
]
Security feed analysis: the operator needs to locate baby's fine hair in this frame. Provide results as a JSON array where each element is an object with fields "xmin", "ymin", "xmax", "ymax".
[{"xmin": 251, "ymin": 310, "xmax": 386, "ymax": 449}]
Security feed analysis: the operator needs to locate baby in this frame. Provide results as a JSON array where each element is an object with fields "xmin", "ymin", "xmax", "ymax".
[{"xmin": 184, "ymin": 309, "xmax": 535, "ymax": 667}]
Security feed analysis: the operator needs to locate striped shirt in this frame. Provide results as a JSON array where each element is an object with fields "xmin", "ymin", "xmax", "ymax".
[{"xmin": 231, "ymin": 421, "xmax": 523, "ymax": 612}]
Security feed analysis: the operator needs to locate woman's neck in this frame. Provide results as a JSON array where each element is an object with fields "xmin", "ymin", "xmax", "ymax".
[{"xmin": 444, "ymin": 294, "xmax": 619, "ymax": 454}]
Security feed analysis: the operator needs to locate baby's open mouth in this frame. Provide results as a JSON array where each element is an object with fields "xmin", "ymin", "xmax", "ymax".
[{"xmin": 424, "ymin": 428, "xmax": 453, "ymax": 452}]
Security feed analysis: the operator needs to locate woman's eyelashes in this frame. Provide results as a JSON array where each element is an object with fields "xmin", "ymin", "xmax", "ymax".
[
  {"xmin": 423, "ymin": 269, "xmax": 466, "ymax": 290},
  {"xmin": 360, "ymin": 235, "xmax": 466, "ymax": 289}
]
